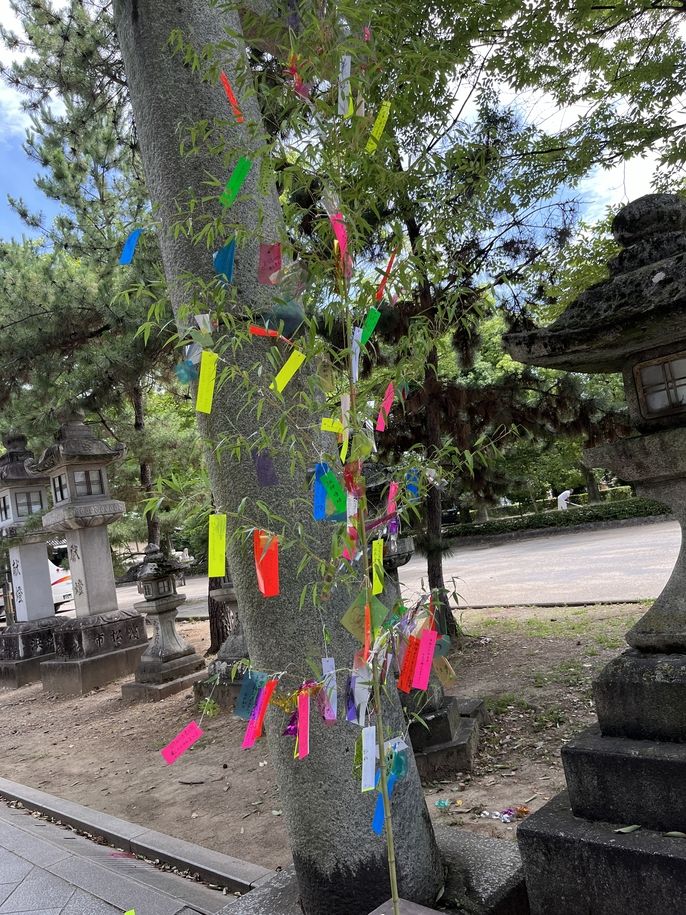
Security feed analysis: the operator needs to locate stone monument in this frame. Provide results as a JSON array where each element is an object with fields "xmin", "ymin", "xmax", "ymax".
[
  {"xmin": 504, "ymin": 193, "xmax": 686, "ymax": 913},
  {"xmin": 122, "ymin": 542, "xmax": 205, "ymax": 700},
  {"xmin": 27, "ymin": 409, "xmax": 148, "ymax": 696},
  {"xmin": 0, "ymin": 433, "xmax": 57, "ymax": 687}
]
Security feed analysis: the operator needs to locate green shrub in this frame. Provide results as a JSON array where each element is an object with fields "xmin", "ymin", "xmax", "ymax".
[{"xmin": 441, "ymin": 497, "xmax": 669, "ymax": 539}]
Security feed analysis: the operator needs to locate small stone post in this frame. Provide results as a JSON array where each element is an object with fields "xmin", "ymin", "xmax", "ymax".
[
  {"xmin": 122, "ymin": 543, "xmax": 205, "ymax": 700},
  {"xmin": 27, "ymin": 409, "xmax": 148, "ymax": 696}
]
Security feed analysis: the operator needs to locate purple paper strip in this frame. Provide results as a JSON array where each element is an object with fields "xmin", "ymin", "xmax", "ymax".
[
  {"xmin": 346, "ymin": 676, "xmax": 357, "ymax": 722},
  {"xmin": 252, "ymin": 449, "xmax": 279, "ymax": 486}
]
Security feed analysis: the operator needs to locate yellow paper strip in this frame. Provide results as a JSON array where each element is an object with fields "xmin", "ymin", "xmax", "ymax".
[
  {"xmin": 340, "ymin": 431, "xmax": 350, "ymax": 463},
  {"xmin": 365, "ymin": 101, "xmax": 391, "ymax": 154},
  {"xmin": 321, "ymin": 418, "xmax": 344, "ymax": 434},
  {"xmin": 433, "ymin": 655, "xmax": 457, "ymax": 687},
  {"xmin": 270, "ymin": 349, "xmax": 306, "ymax": 394},
  {"xmin": 196, "ymin": 351, "xmax": 218, "ymax": 414},
  {"xmin": 372, "ymin": 538, "xmax": 384, "ymax": 595},
  {"xmin": 208, "ymin": 513, "xmax": 227, "ymax": 578}
]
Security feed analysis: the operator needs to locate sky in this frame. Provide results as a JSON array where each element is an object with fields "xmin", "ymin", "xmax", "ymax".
[{"xmin": 0, "ymin": 0, "xmax": 660, "ymax": 244}]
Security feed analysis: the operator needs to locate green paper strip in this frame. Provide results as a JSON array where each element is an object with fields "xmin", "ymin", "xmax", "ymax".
[
  {"xmin": 360, "ymin": 306, "xmax": 381, "ymax": 345},
  {"xmin": 208, "ymin": 513, "xmax": 227, "ymax": 578},
  {"xmin": 320, "ymin": 470, "xmax": 347, "ymax": 513},
  {"xmin": 219, "ymin": 156, "xmax": 253, "ymax": 208}
]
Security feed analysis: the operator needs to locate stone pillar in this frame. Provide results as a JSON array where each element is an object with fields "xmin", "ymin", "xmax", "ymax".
[
  {"xmin": 0, "ymin": 433, "xmax": 58, "ymax": 688},
  {"xmin": 122, "ymin": 543, "xmax": 204, "ymax": 700},
  {"xmin": 26, "ymin": 408, "xmax": 148, "ymax": 696},
  {"xmin": 504, "ymin": 194, "xmax": 686, "ymax": 913}
]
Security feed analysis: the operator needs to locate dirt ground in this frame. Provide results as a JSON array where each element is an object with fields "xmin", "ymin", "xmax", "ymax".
[{"xmin": 0, "ymin": 603, "xmax": 645, "ymax": 869}]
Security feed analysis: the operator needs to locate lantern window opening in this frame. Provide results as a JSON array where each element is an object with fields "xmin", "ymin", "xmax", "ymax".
[
  {"xmin": 0, "ymin": 496, "xmax": 11, "ymax": 523},
  {"xmin": 52, "ymin": 473, "xmax": 69, "ymax": 504},
  {"xmin": 73, "ymin": 469, "xmax": 104, "ymax": 497},
  {"xmin": 15, "ymin": 491, "xmax": 43, "ymax": 518},
  {"xmin": 635, "ymin": 353, "xmax": 686, "ymax": 419}
]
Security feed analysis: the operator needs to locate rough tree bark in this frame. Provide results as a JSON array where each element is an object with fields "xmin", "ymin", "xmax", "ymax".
[
  {"xmin": 580, "ymin": 462, "xmax": 602, "ymax": 503},
  {"xmin": 131, "ymin": 384, "xmax": 160, "ymax": 545},
  {"xmin": 112, "ymin": 2, "xmax": 444, "ymax": 912}
]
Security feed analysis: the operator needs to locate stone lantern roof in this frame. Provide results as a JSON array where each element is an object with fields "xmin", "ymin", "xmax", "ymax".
[
  {"xmin": 26, "ymin": 408, "xmax": 125, "ymax": 475},
  {"xmin": 0, "ymin": 434, "xmax": 47, "ymax": 485},
  {"xmin": 504, "ymin": 194, "xmax": 686, "ymax": 373}
]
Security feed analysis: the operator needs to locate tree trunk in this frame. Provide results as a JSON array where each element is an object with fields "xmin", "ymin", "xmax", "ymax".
[
  {"xmin": 580, "ymin": 463, "xmax": 602, "ymax": 503},
  {"xmin": 207, "ymin": 575, "xmax": 231, "ymax": 654},
  {"xmin": 131, "ymin": 384, "xmax": 160, "ymax": 545},
  {"xmin": 112, "ymin": 3, "xmax": 443, "ymax": 911},
  {"xmin": 423, "ymin": 348, "xmax": 458, "ymax": 639}
]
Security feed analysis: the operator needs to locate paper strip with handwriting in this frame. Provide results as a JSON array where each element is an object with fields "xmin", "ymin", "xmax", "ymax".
[
  {"xmin": 372, "ymin": 538, "xmax": 384, "ymax": 595},
  {"xmin": 398, "ymin": 635, "xmax": 420, "ymax": 693},
  {"xmin": 160, "ymin": 721, "xmax": 204, "ymax": 764},
  {"xmin": 321, "ymin": 417, "xmax": 344, "ymax": 434},
  {"xmin": 320, "ymin": 470, "xmax": 347, "ymax": 514},
  {"xmin": 412, "ymin": 628, "xmax": 439, "ymax": 691},
  {"xmin": 208, "ymin": 513, "xmax": 227, "ymax": 577},
  {"xmin": 235, "ymin": 670, "xmax": 269, "ymax": 720},
  {"xmin": 220, "ymin": 156, "xmax": 252, "ymax": 207},
  {"xmin": 321, "ymin": 656, "xmax": 337, "ymax": 723},
  {"xmin": 196, "ymin": 351, "xmax": 218, "ymax": 414},
  {"xmin": 270, "ymin": 349, "xmax": 305, "ymax": 393},
  {"xmin": 298, "ymin": 690, "xmax": 310, "ymax": 759},
  {"xmin": 361, "ymin": 725, "xmax": 377, "ymax": 791},
  {"xmin": 254, "ymin": 529, "xmax": 279, "ymax": 597}
]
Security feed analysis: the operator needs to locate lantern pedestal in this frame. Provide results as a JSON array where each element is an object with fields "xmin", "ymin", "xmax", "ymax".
[
  {"xmin": 194, "ymin": 578, "xmax": 246, "ymax": 710},
  {"xmin": 0, "ymin": 617, "xmax": 57, "ymax": 688}
]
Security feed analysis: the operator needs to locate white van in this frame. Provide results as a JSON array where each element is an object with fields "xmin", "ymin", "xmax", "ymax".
[{"xmin": 48, "ymin": 560, "xmax": 73, "ymax": 610}]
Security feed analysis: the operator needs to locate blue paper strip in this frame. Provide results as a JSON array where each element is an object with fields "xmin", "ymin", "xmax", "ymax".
[
  {"xmin": 313, "ymin": 462, "xmax": 329, "ymax": 520},
  {"xmin": 119, "ymin": 228, "xmax": 143, "ymax": 265},
  {"xmin": 235, "ymin": 671, "xmax": 268, "ymax": 720},
  {"xmin": 372, "ymin": 772, "xmax": 397, "ymax": 835},
  {"xmin": 405, "ymin": 469, "xmax": 420, "ymax": 503},
  {"xmin": 214, "ymin": 238, "xmax": 236, "ymax": 284}
]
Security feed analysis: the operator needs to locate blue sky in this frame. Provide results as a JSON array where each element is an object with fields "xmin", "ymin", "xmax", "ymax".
[{"xmin": 0, "ymin": 0, "xmax": 658, "ymax": 245}]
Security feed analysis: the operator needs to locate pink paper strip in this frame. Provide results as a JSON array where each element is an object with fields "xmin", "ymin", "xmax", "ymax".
[
  {"xmin": 376, "ymin": 382, "xmax": 395, "ymax": 432},
  {"xmin": 329, "ymin": 212, "xmax": 350, "ymax": 276},
  {"xmin": 160, "ymin": 721, "xmax": 204, "ymax": 765},
  {"xmin": 412, "ymin": 629, "xmax": 439, "ymax": 691},
  {"xmin": 258, "ymin": 243, "xmax": 282, "ymax": 285},
  {"xmin": 241, "ymin": 687, "xmax": 263, "ymax": 749},
  {"xmin": 297, "ymin": 691, "xmax": 310, "ymax": 759},
  {"xmin": 387, "ymin": 481, "xmax": 399, "ymax": 515}
]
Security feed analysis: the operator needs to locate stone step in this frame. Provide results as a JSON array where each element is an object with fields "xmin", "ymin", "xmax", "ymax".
[
  {"xmin": 409, "ymin": 697, "xmax": 464, "ymax": 751},
  {"xmin": 562, "ymin": 724, "xmax": 686, "ymax": 833},
  {"xmin": 518, "ymin": 790, "xmax": 686, "ymax": 915},
  {"xmin": 414, "ymin": 717, "xmax": 479, "ymax": 779}
]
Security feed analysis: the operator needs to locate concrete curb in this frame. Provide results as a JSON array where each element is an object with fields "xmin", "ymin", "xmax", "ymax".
[
  {"xmin": 0, "ymin": 777, "xmax": 273, "ymax": 893},
  {"xmin": 461, "ymin": 598, "xmax": 649, "ymax": 610}
]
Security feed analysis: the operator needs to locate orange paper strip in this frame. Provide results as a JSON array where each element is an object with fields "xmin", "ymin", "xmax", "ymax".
[
  {"xmin": 220, "ymin": 71, "xmax": 244, "ymax": 123},
  {"xmin": 398, "ymin": 635, "xmax": 420, "ymax": 693}
]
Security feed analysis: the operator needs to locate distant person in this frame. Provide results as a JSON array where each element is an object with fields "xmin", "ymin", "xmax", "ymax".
[{"xmin": 557, "ymin": 489, "xmax": 573, "ymax": 511}]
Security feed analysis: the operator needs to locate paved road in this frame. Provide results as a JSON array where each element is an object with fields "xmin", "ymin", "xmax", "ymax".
[
  {"xmin": 0, "ymin": 800, "xmax": 232, "ymax": 914},
  {"xmin": 101, "ymin": 520, "xmax": 681, "ymax": 616}
]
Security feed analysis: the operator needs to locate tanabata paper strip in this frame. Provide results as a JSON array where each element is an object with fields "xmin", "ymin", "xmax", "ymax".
[
  {"xmin": 252, "ymin": 449, "xmax": 279, "ymax": 486},
  {"xmin": 270, "ymin": 348, "xmax": 305, "ymax": 393},
  {"xmin": 253, "ymin": 529, "xmax": 279, "ymax": 597},
  {"xmin": 124, "ymin": 910, "xmax": 136, "ymax": 915},
  {"xmin": 398, "ymin": 635, "xmax": 421, "ymax": 693},
  {"xmin": 338, "ymin": 54, "xmax": 352, "ymax": 115},
  {"xmin": 433, "ymin": 655, "xmax": 458, "ymax": 687},
  {"xmin": 196, "ymin": 351, "xmax": 219, "ymax": 414},
  {"xmin": 321, "ymin": 417, "xmax": 344, "ymax": 434},
  {"xmin": 372, "ymin": 772, "xmax": 397, "ymax": 835},
  {"xmin": 405, "ymin": 468, "xmax": 420, "ymax": 502},
  {"xmin": 236, "ymin": 670, "xmax": 269, "ymax": 720},
  {"xmin": 435, "ymin": 634, "xmax": 451, "ymax": 657},
  {"xmin": 207, "ymin": 513, "xmax": 227, "ymax": 578},
  {"xmin": 220, "ymin": 71, "xmax": 244, "ymax": 122},
  {"xmin": 372, "ymin": 538, "xmax": 384, "ymax": 595},
  {"xmin": 119, "ymin": 228, "xmax": 143, "ymax": 266},
  {"xmin": 241, "ymin": 685, "xmax": 264, "ymax": 749},
  {"xmin": 242, "ymin": 678, "xmax": 278, "ymax": 748},
  {"xmin": 360, "ymin": 306, "xmax": 381, "ymax": 345},
  {"xmin": 361, "ymin": 725, "xmax": 377, "ymax": 791},
  {"xmin": 375, "ymin": 248, "xmax": 397, "ymax": 302},
  {"xmin": 160, "ymin": 721, "xmax": 204, "ymax": 764},
  {"xmin": 412, "ymin": 629, "xmax": 439, "ymax": 691},
  {"xmin": 249, "ymin": 324, "xmax": 280, "ymax": 338},
  {"xmin": 376, "ymin": 382, "xmax": 395, "ymax": 432},
  {"xmin": 175, "ymin": 360, "xmax": 198, "ymax": 385},
  {"xmin": 195, "ymin": 313, "xmax": 212, "ymax": 334},
  {"xmin": 341, "ymin": 592, "xmax": 389, "ymax": 643},
  {"xmin": 220, "ymin": 156, "xmax": 253, "ymax": 207},
  {"xmin": 320, "ymin": 470, "xmax": 347, "ymax": 514},
  {"xmin": 297, "ymin": 690, "xmax": 310, "ymax": 759},
  {"xmin": 352, "ymin": 327, "xmax": 362, "ymax": 382},
  {"xmin": 363, "ymin": 601, "xmax": 371, "ymax": 661},
  {"xmin": 213, "ymin": 238, "xmax": 236, "ymax": 283},
  {"xmin": 313, "ymin": 462, "xmax": 330, "ymax": 521},
  {"xmin": 365, "ymin": 101, "xmax": 391, "ymax": 154},
  {"xmin": 353, "ymin": 651, "xmax": 372, "ymax": 725},
  {"xmin": 321, "ymin": 656, "xmax": 337, "ymax": 723},
  {"xmin": 258, "ymin": 243, "xmax": 282, "ymax": 285},
  {"xmin": 387, "ymin": 481, "xmax": 399, "ymax": 515},
  {"xmin": 329, "ymin": 212, "xmax": 348, "ymax": 269}
]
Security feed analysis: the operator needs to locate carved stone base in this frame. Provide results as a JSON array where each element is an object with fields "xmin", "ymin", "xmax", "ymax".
[
  {"xmin": 41, "ymin": 643, "xmax": 147, "ymax": 696},
  {"xmin": 0, "ymin": 654, "xmax": 56, "ymax": 689},
  {"xmin": 52, "ymin": 608, "xmax": 148, "ymax": 659},
  {"xmin": 0, "ymin": 617, "xmax": 57, "ymax": 662},
  {"xmin": 122, "ymin": 669, "xmax": 207, "ymax": 702}
]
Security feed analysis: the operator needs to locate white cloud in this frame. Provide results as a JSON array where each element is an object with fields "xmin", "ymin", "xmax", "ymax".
[{"xmin": 0, "ymin": 0, "xmax": 32, "ymax": 137}]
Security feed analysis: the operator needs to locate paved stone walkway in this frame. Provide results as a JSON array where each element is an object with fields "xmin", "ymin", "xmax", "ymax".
[{"xmin": 0, "ymin": 801, "xmax": 233, "ymax": 914}]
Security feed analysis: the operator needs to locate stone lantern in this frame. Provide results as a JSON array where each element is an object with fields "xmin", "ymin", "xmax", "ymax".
[
  {"xmin": 503, "ymin": 194, "xmax": 686, "ymax": 912},
  {"xmin": 26, "ymin": 408, "xmax": 148, "ymax": 696},
  {"xmin": 0, "ymin": 433, "xmax": 57, "ymax": 687},
  {"xmin": 122, "ymin": 543, "xmax": 204, "ymax": 700}
]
